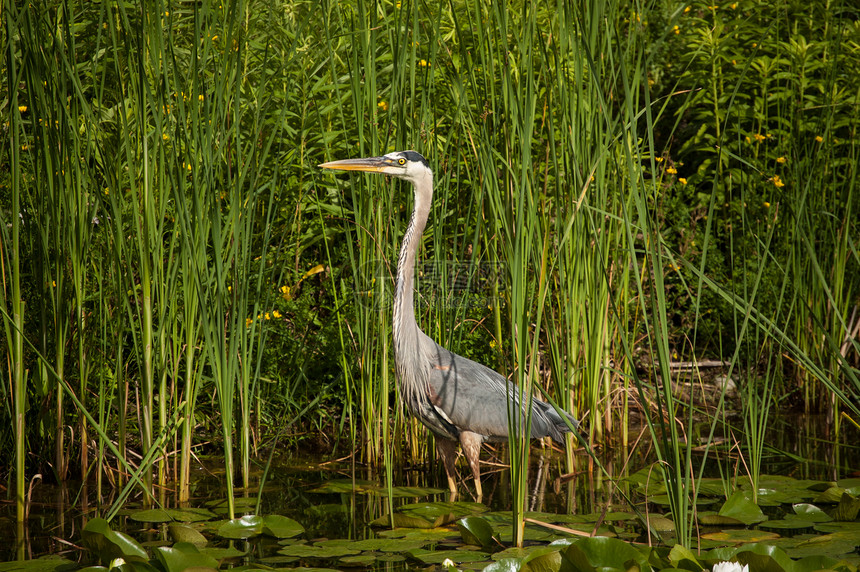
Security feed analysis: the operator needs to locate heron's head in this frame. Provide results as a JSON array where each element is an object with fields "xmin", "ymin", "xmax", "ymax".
[{"xmin": 318, "ymin": 150, "xmax": 431, "ymax": 185}]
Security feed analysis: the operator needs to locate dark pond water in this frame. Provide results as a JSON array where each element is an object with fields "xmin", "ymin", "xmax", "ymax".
[{"xmin": 2, "ymin": 413, "xmax": 858, "ymax": 568}]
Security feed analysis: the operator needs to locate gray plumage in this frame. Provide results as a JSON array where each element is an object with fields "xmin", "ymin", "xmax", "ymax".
[{"xmin": 320, "ymin": 150, "xmax": 579, "ymax": 499}]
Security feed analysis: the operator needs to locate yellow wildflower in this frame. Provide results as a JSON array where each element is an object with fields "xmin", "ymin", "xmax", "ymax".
[
  {"xmin": 198, "ymin": 94, "xmax": 204, "ymax": 101},
  {"xmin": 776, "ymin": 156, "xmax": 786, "ymax": 164},
  {"xmin": 772, "ymin": 175, "xmax": 785, "ymax": 188},
  {"xmin": 667, "ymin": 166, "xmax": 677, "ymax": 175},
  {"xmin": 679, "ymin": 178, "xmax": 687, "ymax": 185},
  {"xmin": 730, "ymin": 2, "xmax": 737, "ymax": 8},
  {"xmin": 418, "ymin": 59, "xmax": 430, "ymax": 67},
  {"xmin": 763, "ymin": 201, "xmax": 771, "ymax": 208},
  {"xmin": 18, "ymin": 105, "xmax": 27, "ymax": 113},
  {"xmin": 264, "ymin": 312, "xmax": 271, "ymax": 320},
  {"xmin": 246, "ymin": 317, "xmax": 253, "ymax": 327},
  {"xmin": 684, "ymin": 5, "xmax": 691, "ymax": 13},
  {"xmin": 162, "ymin": 133, "xmax": 170, "ymax": 141},
  {"xmin": 753, "ymin": 133, "xmax": 765, "ymax": 143},
  {"xmin": 673, "ymin": 25, "xmax": 680, "ymax": 34},
  {"xmin": 378, "ymin": 100, "xmax": 389, "ymax": 112},
  {"xmin": 655, "ymin": 157, "xmax": 663, "ymax": 163},
  {"xmin": 273, "ymin": 310, "xmax": 282, "ymax": 318},
  {"xmin": 815, "ymin": 135, "xmax": 824, "ymax": 143},
  {"xmin": 745, "ymin": 136, "xmax": 751, "ymax": 144}
]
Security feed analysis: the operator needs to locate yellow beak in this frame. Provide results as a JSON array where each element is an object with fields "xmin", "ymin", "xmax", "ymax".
[{"xmin": 318, "ymin": 156, "xmax": 390, "ymax": 173}]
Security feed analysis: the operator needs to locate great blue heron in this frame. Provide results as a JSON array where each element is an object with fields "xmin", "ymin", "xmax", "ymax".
[{"xmin": 319, "ymin": 150, "xmax": 579, "ymax": 500}]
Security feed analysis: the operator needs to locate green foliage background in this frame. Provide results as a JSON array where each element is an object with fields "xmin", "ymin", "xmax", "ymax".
[{"xmin": 1, "ymin": 0, "xmax": 858, "ymax": 506}]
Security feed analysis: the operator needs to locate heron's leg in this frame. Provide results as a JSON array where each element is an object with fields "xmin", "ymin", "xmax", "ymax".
[
  {"xmin": 459, "ymin": 431, "xmax": 483, "ymax": 502},
  {"xmin": 436, "ymin": 438, "xmax": 459, "ymax": 500}
]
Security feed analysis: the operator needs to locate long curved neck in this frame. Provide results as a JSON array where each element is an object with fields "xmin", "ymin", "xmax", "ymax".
[{"xmin": 393, "ymin": 170, "xmax": 433, "ymax": 356}]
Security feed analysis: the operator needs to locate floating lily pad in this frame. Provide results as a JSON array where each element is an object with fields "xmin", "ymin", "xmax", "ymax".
[
  {"xmin": 167, "ymin": 523, "xmax": 207, "ymax": 546},
  {"xmin": 735, "ymin": 542, "xmax": 798, "ymax": 572},
  {"xmin": 813, "ymin": 521, "xmax": 860, "ymax": 533},
  {"xmin": 198, "ymin": 546, "xmax": 247, "ymax": 559},
  {"xmin": 558, "ymin": 536, "xmax": 650, "ymax": 572},
  {"xmin": 668, "ymin": 544, "xmax": 705, "ymax": 571},
  {"xmin": 316, "ymin": 538, "xmax": 427, "ymax": 552},
  {"xmin": 701, "ymin": 529, "xmax": 780, "ymax": 543},
  {"xmin": 81, "ymin": 518, "xmax": 149, "ymax": 565},
  {"xmin": 339, "ymin": 554, "xmax": 377, "ymax": 566},
  {"xmin": 0, "ymin": 556, "xmax": 76, "ymax": 572},
  {"xmin": 376, "ymin": 528, "xmax": 459, "ymax": 541},
  {"xmin": 755, "ymin": 488, "xmax": 804, "ymax": 506},
  {"xmin": 458, "ymin": 516, "xmax": 498, "ymax": 549},
  {"xmin": 647, "ymin": 516, "xmax": 676, "ymax": 532},
  {"xmin": 277, "ymin": 544, "xmax": 360, "ymax": 558},
  {"xmin": 815, "ymin": 487, "xmax": 847, "ymax": 503},
  {"xmin": 153, "ymin": 543, "xmax": 219, "ymax": 572},
  {"xmin": 308, "ymin": 479, "xmax": 377, "ymax": 494},
  {"xmin": 718, "ymin": 491, "xmax": 768, "ymax": 525},
  {"xmin": 781, "ymin": 533, "xmax": 860, "ymax": 559},
  {"xmin": 129, "ymin": 509, "xmax": 172, "ymax": 523},
  {"xmin": 261, "ymin": 515, "xmax": 304, "ymax": 538},
  {"xmin": 164, "ymin": 508, "xmax": 217, "ymax": 522},
  {"xmin": 792, "ymin": 503, "xmax": 833, "ymax": 522},
  {"xmin": 217, "ymin": 515, "xmax": 264, "ymax": 539},
  {"xmin": 760, "ymin": 519, "xmax": 815, "ymax": 531},
  {"xmin": 370, "ymin": 512, "xmax": 451, "ymax": 529},
  {"xmin": 698, "ymin": 512, "xmax": 745, "ymax": 527},
  {"xmin": 832, "ymin": 492, "xmax": 860, "ymax": 521}
]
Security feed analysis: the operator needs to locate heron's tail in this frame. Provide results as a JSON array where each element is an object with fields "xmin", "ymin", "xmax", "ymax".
[{"xmin": 532, "ymin": 399, "xmax": 581, "ymax": 442}]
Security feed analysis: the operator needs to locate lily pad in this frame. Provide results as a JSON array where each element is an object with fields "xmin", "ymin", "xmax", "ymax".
[
  {"xmin": 376, "ymin": 528, "xmax": 459, "ymax": 541},
  {"xmin": 81, "ymin": 518, "xmax": 149, "ymax": 565},
  {"xmin": 0, "ymin": 556, "xmax": 76, "ymax": 572},
  {"xmin": 163, "ymin": 508, "xmax": 217, "ymax": 522},
  {"xmin": 129, "ymin": 509, "xmax": 172, "ymax": 523},
  {"xmin": 815, "ymin": 487, "xmax": 847, "ymax": 503},
  {"xmin": 316, "ymin": 538, "xmax": 427, "ymax": 552},
  {"xmin": 698, "ymin": 512, "xmax": 745, "ymax": 527},
  {"xmin": 308, "ymin": 479, "xmax": 378, "ymax": 494},
  {"xmin": 217, "ymin": 515, "xmax": 263, "ymax": 539},
  {"xmin": 277, "ymin": 545, "xmax": 360, "ymax": 558},
  {"xmin": 718, "ymin": 491, "xmax": 768, "ymax": 525},
  {"xmin": 167, "ymin": 523, "xmax": 208, "ymax": 546},
  {"xmin": 198, "ymin": 546, "xmax": 247, "ymax": 559},
  {"xmin": 735, "ymin": 543, "xmax": 798, "ymax": 572},
  {"xmin": 701, "ymin": 529, "xmax": 781, "ymax": 543},
  {"xmin": 668, "ymin": 544, "xmax": 705, "ymax": 571},
  {"xmin": 759, "ymin": 519, "xmax": 815, "ymax": 531},
  {"xmin": 261, "ymin": 515, "xmax": 304, "ymax": 538},
  {"xmin": 813, "ymin": 521, "xmax": 860, "ymax": 533},
  {"xmin": 339, "ymin": 554, "xmax": 377, "ymax": 566},
  {"xmin": 782, "ymin": 533, "xmax": 860, "ymax": 559},
  {"xmin": 792, "ymin": 503, "xmax": 833, "ymax": 523},
  {"xmin": 152, "ymin": 543, "xmax": 219, "ymax": 572},
  {"xmin": 832, "ymin": 492, "xmax": 860, "ymax": 521},
  {"xmin": 559, "ymin": 536, "xmax": 650, "ymax": 572},
  {"xmin": 458, "ymin": 516, "xmax": 498, "ymax": 549}
]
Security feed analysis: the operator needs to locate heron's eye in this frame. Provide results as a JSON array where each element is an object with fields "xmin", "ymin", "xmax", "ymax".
[{"xmin": 398, "ymin": 158, "xmax": 406, "ymax": 165}]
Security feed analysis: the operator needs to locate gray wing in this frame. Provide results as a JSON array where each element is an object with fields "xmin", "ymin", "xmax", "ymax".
[{"xmin": 421, "ymin": 336, "xmax": 578, "ymax": 442}]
